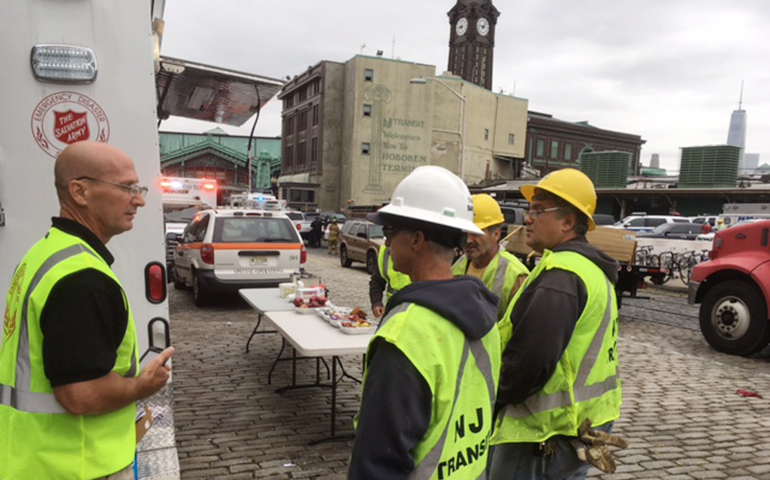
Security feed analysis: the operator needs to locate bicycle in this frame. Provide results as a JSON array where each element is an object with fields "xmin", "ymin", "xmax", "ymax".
[{"xmin": 635, "ymin": 245, "xmax": 655, "ymax": 266}]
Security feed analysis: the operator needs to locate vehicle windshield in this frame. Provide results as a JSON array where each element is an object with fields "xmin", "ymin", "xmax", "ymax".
[
  {"xmin": 649, "ymin": 223, "xmax": 671, "ymax": 234},
  {"xmin": 369, "ymin": 224, "xmax": 384, "ymax": 238},
  {"xmin": 213, "ymin": 217, "xmax": 299, "ymax": 243}
]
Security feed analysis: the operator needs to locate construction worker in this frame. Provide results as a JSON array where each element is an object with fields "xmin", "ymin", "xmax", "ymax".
[
  {"xmin": 369, "ymin": 244, "xmax": 411, "ymax": 318},
  {"xmin": 349, "ymin": 166, "xmax": 501, "ymax": 479},
  {"xmin": 489, "ymin": 169, "xmax": 624, "ymax": 480},
  {"xmin": 452, "ymin": 194, "xmax": 529, "ymax": 317},
  {"xmin": 716, "ymin": 218, "xmax": 727, "ymax": 231},
  {"xmin": 0, "ymin": 142, "xmax": 173, "ymax": 480},
  {"xmin": 327, "ymin": 217, "xmax": 340, "ymax": 255}
]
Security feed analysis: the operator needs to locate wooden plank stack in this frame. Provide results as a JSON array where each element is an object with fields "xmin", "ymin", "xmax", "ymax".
[{"xmin": 502, "ymin": 226, "xmax": 637, "ymax": 264}]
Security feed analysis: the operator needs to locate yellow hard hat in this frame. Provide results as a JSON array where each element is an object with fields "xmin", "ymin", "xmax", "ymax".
[
  {"xmin": 472, "ymin": 194, "xmax": 505, "ymax": 230},
  {"xmin": 520, "ymin": 168, "xmax": 597, "ymax": 231}
]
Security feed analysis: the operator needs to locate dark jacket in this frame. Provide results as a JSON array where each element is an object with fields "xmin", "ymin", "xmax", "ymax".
[
  {"xmin": 348, "ymin": 276, "xmax": 499, "ymax": 480},
  {"xmin": 497, "ymin": 237, "xmax": 618, "ymax": 407}
]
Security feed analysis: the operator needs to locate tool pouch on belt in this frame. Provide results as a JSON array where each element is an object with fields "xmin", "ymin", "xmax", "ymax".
[{"xmin": 565, "ymin": 419, "xmax": 629, "ymax": 473}]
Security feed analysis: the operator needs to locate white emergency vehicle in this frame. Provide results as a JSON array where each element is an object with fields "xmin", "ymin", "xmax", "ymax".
[
  {"xmin": 161, "ymin": 177, "xmax": 218, "ymax": 211},
  {"xmin": 0, "ymin": 0, "xmax": 283, "ymax": 478},
  {"xmin": 721, "ymin": 203, "xmax": 770, "ymax": 226}
]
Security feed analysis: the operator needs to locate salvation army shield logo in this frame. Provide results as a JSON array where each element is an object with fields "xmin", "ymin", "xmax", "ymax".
[
  {"xmin": 53, "ymin": 110, "xmax": 90, "ymax": 145},
  {"xmin": 30, "ymin": 91, "xmax": 110, "ymax": 158}
]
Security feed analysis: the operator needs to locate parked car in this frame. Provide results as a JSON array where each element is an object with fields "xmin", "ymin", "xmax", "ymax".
[
  {"xmin": 593, "ymin": 214, "xmax": 616, "ymax": 226},
  {"xmin": 613, "ymin": 214, "xmax": 690, "ymax": 233},
  {"xmin": 173, "ymin": 208, "xmax": 306, "ymax": 306},
  {"xmin": 636, "ymin": 222, "xmax": 703, "ymax": 240},
  {"xmin": 285, "ymin": 210, "xmax": 313, "ymax": 242},
  {"xmin": 688, "ymin": 220, "xmax": 770, "ymax": 356},
  {"xmin": 338, "ymin": 220, "xmax": 385, "ymax": 274},
  {"xmin": 690, "ymin": 216, "xmax": 718, "ymax": 227},
  {"xmin": 319, "ymin": 212, "xmax": 348, "ymax": 227}
]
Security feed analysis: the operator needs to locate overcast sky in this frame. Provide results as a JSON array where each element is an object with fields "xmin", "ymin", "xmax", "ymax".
[{"xmin": 160, "ymin": 0, "xmax": 770, "ymax": 173}]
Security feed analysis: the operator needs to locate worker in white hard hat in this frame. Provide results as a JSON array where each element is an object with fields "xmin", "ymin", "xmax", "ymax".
[
  {"xmin": 489, "ymin": 168, "xmax": 625, "ymax": 480},
  {"xmin": 452, "ymin": 194, "xmax": 529, "ymax": 317},
  {"xmin": 348, "ymin": 166, "xmax": 501, "ymax": 480}
]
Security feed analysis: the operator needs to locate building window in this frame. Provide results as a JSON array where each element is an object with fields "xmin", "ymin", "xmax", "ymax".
[
  {"xmin": 288, "ymin": 188, "xmax": 316, "ymax": 204},
  {"xmin": 311, "ymin": 137, "xmax": 318, "ymax": 164},
  {"xmin": 362, "ymin": 142, "xmax": 371, "ymax": 155},
  {"xmin": 285, "ymin": 96, "xmax": 293, "ymax": 109},
  {"xmin": 364, "ymin": 69, "xmax": 374, "ymax": 81},
  {"xmin": 363, "ymin": 104, "xmax": 372, "ymax": 117},
  {"xmin": 564, "ymin": 143, "xmax": 573, "ymax": 161},
  {"xmin": 484, "ymin": 129, "xmax": 489, "ymax": 141},
  {"xmin": 299, "ymin": 110, "xmax": 308, "ymax": 131},
  {"xmin": 286, "ymin": 145, "xmax": 294, "ymax": 167},
  {"xmin": 285, "ymin": 116, "xmax": 294, "ymax": 135},
  {"xmin": 508, "ymin": 134, "xmax": 515, "ymax": 145},
  {"xmin": 299, "ymin": 87, "xmax": 307, "ymax": 102},
  {"xmin": 312, "ymin": 105, "xmax": 319, "ymax": 126},
  {"xmin": 551, "ymin": 141, "xmax": 559, "ymax": 159},
  {"xmin": 297, "ymin": 141, "xmax": 306, "ymax": 166},
  {"xmin": 536, "ymin": 139, "xmax": 545, "ymax": 157}
]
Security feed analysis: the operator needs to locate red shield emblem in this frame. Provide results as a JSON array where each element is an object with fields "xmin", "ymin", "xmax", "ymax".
[{"xmin": 53, "ymin": 109, "xmax": 90, "ymax": 144}]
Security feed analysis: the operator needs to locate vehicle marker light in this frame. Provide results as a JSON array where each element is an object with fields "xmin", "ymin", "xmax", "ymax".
[
  {"xmin": 144, "ymin": 263, "xmax": 167, "ymax": 304},
  {"xmin": 203, "ymin": 183, "xmax": 215, "ymax": 191},
  {"xmin": 31, "ymin": 45, "xmax": 97, "ymax": 83},
  {"xmin": 201, "ymin": 244, "xmax": 215, "ymax": 264},
  {"xmin": 301, "ymin": 245, "xmax": 307, "ymax": 264}
]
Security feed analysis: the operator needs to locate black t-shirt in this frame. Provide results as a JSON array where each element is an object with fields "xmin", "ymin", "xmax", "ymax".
[{"xmin": 39, "ymin": 218, "xmax": 128, "ymax": 388}]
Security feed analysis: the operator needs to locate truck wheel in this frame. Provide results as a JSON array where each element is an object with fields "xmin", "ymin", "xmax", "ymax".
[
  {"xmin": 172, "ymin": 268, "xmax": 187, "ymax": 290},
  {"xmin": 367, "ymin": 251, "xmax": 377, "ymax": 275},
  {"xmin": 699, "ymin": 281, "xmax": 770, "ymax": 356},
  {"xmin": 340, "ymin": 246, "xmax": 353, "ymax": 268},
  {"xmin": 192, "ymin": 271, "xmax": 210, "ymax": 307}
]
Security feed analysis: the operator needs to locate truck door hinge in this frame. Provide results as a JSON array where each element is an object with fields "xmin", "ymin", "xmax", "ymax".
[{"xmin": 0, "ymin": 202, "xmax": 5, "ymax": 227}]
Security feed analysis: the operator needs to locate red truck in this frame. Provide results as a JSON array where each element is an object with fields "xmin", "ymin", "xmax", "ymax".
[{"xmin": 688, "ymin": 220, "xmax": 770, "ymax": 356}]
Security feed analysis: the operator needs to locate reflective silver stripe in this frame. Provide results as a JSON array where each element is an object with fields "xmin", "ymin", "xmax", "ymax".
[
  {"xmin": 378, "ymin": 302, "xmax": 411, "ymax": 330},
  {"xmin": 505, "ymin": 278, "xmax": 617, "ymax": 419},
  {"xmin": 491, "ymin": 255, "xmax": 509, "ymax": 300},
  {"xmin": 16, "ymin": 244, "xmax": 95, "ymax": 391},
  {"xmin": 408, "ymin": 342, "xmax": 471, "ymax": 480},
  {"xmin": 410, "ymin": 338, "xmax": 497, "ymax": 480},
  {"xmin": 0, "ymin": 383, "xmax": 68, "ymax": 414}
]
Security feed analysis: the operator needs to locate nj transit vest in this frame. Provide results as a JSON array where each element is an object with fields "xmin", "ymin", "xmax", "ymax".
[
  {"xmin": 0, "ymin": 227, "xmax": 139, "ymax": 480},
  {"xmin": 452, "ymin": 248, "xmax": 529, "ymax": 317},
  {"xmin": 378, "ymin": 245, "xmax": 412, "ymax": 302},
  {"xmin": 492, "ymin": 250, "xmax": 621, "ymax": 444},
  {"xmin": 362, "ymin": 302, "xmax": 501, "ymax": 480}
]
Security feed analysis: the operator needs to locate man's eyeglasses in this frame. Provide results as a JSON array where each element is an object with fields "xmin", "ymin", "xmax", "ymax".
[
  {"xmin": 78, "ymin": 177, "xmax": 149, "ymax": 198},
  {"xmin": 526, "ymin": 207, "xmax": 560, "ymax": 220},
  {"xmin": 382, "ymin": 224, "xmax": 408, "ymax": 240}
]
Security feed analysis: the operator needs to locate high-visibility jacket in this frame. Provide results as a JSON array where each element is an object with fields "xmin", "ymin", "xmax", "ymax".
[
  {"xmin": 0, "ymin": 227, "xmax": 139, "ymax": 480},
  {"xmin": 377, "ymin": 245, "xmax": 411, "ymax": 302},
  {"xmin": 492, "ymin": 250, "xmax": 621, "ymax": 444},
  {"xmin": 361, "ymin": 302, "xmax": 501, "ymax": 479},
  {"xmin": 452, "ymin": 248, "xmax": 529, "ymax": 317}
]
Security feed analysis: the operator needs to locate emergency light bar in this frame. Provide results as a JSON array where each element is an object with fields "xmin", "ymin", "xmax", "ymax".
[{"xmin": 31, "ymin": 44, "xmax": 97, "ymax": 83}]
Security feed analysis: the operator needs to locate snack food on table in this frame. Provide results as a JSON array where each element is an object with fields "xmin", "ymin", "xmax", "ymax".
[{"xmin": 293, "ymin": 295, "xmax": 327, "ymax": 308}]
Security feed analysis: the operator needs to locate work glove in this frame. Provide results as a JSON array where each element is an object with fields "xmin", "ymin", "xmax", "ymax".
[{"xmin": 570, "ymin": 419, "xmax": 629, "ymax": 473}]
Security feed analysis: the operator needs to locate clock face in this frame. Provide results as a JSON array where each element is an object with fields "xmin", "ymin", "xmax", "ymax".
[
  {"xmin": 456, "ymin": 17, "xmax": 468, "ymax": 36},
  {"xmin": 477, "ymin": 17, "xmax": 490, "ymax": 36}
]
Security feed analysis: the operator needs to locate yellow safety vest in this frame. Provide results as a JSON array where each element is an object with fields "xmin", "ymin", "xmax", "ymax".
[
  {"xmin": 492, "ymin": 250, "xmax": 621, "ymax": 444},
  {"xmin": 452, "ymin": 248, "xmax": 529, "ymax": 317},
  {"xmin": 0, "ymin": 227, "xmax": 139, "ymax": 480},
  {"xmin": 378, "ymin": 245, "xmax": 412, "ymax": 302},
  {"xmin": 360, "ymin": 302, "xmax": 501, "ymax": 479}
]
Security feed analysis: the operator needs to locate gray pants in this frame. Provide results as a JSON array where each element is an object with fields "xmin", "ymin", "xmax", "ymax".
[{"xmin": 487, "ymin": 422, "xmax": 613, "ymax": 480}]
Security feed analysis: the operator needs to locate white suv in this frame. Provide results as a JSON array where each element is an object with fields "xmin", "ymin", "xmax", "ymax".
[
  {"xmin": 613, "ymin": 215, "xmax": 690, "ymax": 233},
  {"xmin": 173, "ymin": 208, "xmax": 306, "ymax": 306}
]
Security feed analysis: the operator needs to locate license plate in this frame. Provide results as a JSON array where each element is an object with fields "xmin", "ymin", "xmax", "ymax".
[{"xmin": 249, "ymin": 256, "xmax": 268, "ymax": 266}]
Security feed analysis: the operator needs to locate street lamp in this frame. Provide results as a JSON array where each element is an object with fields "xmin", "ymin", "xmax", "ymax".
[{"xmin": 410, "ymin": 77, "xmax": 467, "ymax": 182}]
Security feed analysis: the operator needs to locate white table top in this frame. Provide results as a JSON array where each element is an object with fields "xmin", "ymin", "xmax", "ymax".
[
  {"xmin": 264, "ymin": 311, "xmax": 373, "ymax": 357},
  {"xmin": 239, "ymin": 288, "xmax": 296, "ymax": 314}
]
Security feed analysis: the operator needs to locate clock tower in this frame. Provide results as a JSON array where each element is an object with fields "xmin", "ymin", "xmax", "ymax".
[{"xmin": 447, "ymin": 0, "xmax": 500, "ymax": 90}]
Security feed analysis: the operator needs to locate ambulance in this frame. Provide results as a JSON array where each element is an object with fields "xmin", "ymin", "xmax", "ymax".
[{"xmin": 0, "ymin": 0, "xmax": 283, "ymax": 477}]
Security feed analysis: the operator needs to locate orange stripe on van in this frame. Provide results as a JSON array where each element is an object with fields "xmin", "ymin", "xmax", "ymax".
[{"xmin": 176, "ymin": 243, "xmax": 301, "ymax": 251}]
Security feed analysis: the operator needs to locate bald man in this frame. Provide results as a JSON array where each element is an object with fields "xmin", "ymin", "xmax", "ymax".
[{"xmin": 0, "ymin": 141, "xmax": 174, "ymax": 480}]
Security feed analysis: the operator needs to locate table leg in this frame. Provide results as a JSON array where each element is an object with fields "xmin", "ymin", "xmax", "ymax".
[
  {"xmin": 245, "ymin": 313, "xmax": 277, "ymax": 353},
  {"xmin": 268, "ymin": 338, "xmax": 287, "ymax": 385}
]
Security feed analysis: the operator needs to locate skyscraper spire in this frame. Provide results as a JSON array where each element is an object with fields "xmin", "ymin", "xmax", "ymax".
[{"xmin": 738, "ymin": 80, "xmax": 744, "ymax": 111}]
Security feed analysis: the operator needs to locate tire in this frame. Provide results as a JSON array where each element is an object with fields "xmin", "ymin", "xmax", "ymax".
[
  {"xmin": 699, "ymin": 280, "xmax": 770, "ymax": 356},
  {"xmin": 366, "ymin": 251, "xmax": 377, "ymax": 275},
  {"xmin": 192, "ymin": 271, "xmax": 210, "ymax": 307},
  {"xmin": 172, "ymin": 268, "xmax": 187, "ymax": 290},
  {"xmin": 340, "ymin": 246, "xmax": 353, "ymax": 268}
]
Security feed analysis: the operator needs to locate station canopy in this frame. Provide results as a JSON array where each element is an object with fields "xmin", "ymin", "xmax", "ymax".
[{"xmin": 156, "ymin": 56, "xmax": 285, "ymax": 127}]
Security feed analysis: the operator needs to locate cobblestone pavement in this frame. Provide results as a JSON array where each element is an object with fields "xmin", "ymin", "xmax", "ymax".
[{"xmin": 169, "ymin": 247, "xmax": 770, "ymax": 479}]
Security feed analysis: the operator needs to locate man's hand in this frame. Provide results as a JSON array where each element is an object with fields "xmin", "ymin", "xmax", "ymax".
[
  {"xmin": 373, "ymin": 306, "xmax": 385, "ymax": 318},
  {"xmin": 137, "ymin": 346, "xmax": 174, "ymax": 398}
]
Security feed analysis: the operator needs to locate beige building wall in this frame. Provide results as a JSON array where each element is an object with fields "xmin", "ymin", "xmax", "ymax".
[{"xmin": 341, "ymin": 56, "xmax": 435, "ymax": 207}]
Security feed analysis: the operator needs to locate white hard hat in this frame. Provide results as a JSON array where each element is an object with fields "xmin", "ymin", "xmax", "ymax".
[{"xmin": 369, "ymin": 166, "xmax": 483, "ymax": 235}]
